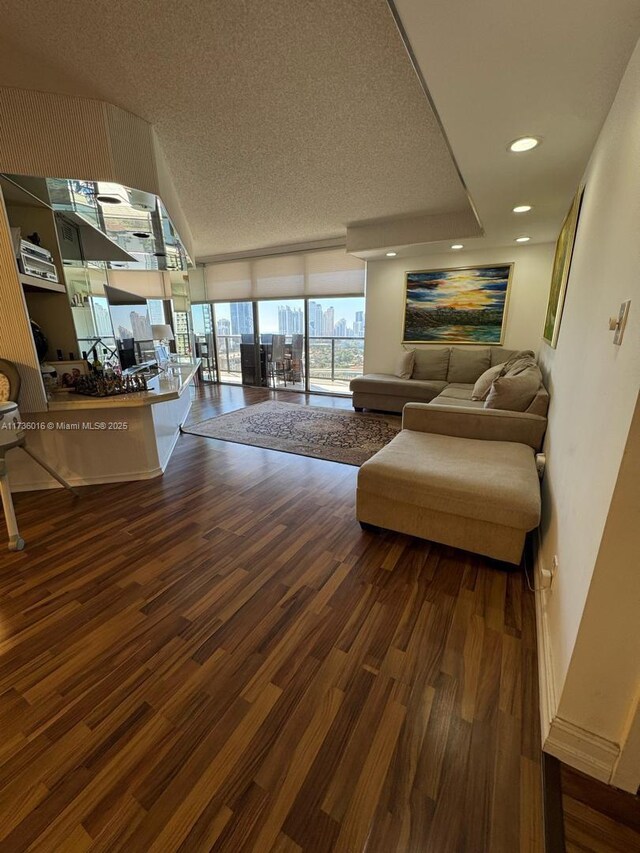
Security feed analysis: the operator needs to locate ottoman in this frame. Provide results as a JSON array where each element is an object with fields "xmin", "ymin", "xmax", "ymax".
[{"xmin": 356, "ymin": 430, "xmax": 541, "ymax": 564}]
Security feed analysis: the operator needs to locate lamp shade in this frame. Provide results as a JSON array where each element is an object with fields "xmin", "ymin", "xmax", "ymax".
[{"xmin": 151, "ymin": 324, "xmax": 175, "ymax": 341}]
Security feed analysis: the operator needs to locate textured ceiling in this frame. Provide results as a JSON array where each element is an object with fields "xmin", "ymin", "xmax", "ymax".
[{"xmin": 0, "ymin": 0, "xmax": 474, "ymax": 259}]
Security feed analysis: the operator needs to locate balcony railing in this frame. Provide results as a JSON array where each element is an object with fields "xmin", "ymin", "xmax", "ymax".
[{"xmin": 215, "ymin": 334, "xmax": 364, "ymax": 390}]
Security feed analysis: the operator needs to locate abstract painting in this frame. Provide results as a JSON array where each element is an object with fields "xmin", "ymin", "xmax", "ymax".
[
  {"xmin": 402, "ymin": 264, "xmax": 513, "ymax": 344},
  {"xmin": 543, "ymin": 187, "xmax": 584, "ymax": 347}
]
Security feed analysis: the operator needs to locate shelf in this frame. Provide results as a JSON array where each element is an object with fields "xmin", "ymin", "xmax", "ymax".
[{"xmin": 19, "ymin": 273, "xmax": 66, "ymax": 293}]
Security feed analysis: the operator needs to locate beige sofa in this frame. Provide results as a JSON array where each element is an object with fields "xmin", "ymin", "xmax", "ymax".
[
  {"xmin": 356, "ymin": 402, "xmax": 542, "ymax": 564},
  {"xmin": 350, "ymin": 345, "xmax": 549, "ymax": 451}
]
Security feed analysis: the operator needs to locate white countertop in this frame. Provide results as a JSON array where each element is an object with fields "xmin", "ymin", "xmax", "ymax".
[{"xmin": 47, "ymin": 360, "xmax": 200, "ymax": 411}]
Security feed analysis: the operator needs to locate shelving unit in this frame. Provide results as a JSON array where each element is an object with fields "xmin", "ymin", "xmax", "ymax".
[{"xmin": 19, "ymin": 273, "xmax": 66, "ymax": 293}]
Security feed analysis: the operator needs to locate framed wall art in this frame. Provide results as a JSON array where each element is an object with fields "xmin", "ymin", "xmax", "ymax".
[
  {"xmin": 402, "ymin": 263, "xmax": 513, "ymax": 344},
  {"xmin": 543, "ymin": 187, "xmax": 585, "ymax": 347}
]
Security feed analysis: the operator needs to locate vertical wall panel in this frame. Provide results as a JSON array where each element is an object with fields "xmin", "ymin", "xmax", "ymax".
[{"xmin": 0, "ymin": 188, "xmax": 47, "ymax": 412}]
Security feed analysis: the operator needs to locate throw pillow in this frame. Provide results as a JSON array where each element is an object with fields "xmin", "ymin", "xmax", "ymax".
[
  {"xmin": 485, "ymin": 364, "xmax": 543, "ymax": 412},
  {"xmin": 394, "ymin": 350, "xmax": 415, "ymax": 380},
  {"xmin": 471, "ymin": 363, "xmax": 505, "ymax": 400},
  {"xmin": 412, "ymin": 347, "xmax": 450, "ymax": 381},
  {"xmin": 447, "ymin": 348, "xmax": 491, "ymax": 384}
]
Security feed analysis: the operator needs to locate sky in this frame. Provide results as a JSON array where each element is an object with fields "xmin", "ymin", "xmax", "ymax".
[{"xmin": 406, "ymin": 267, "xmax": 510, "ymax": 311}]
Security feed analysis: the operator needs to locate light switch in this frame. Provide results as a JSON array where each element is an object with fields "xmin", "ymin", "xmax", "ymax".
[{"xmin": 610, "ymin": 300, "xmax": 631, "ymax": 345}]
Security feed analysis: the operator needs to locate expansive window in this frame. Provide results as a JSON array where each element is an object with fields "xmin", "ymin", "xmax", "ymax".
[
  {"xmin": 213, "ymin": 302, "xmax": 254, "ymax": 384},
  {"xmin": 257, "ymin": 299, "xmax": 305, "ymax": 391},
  {"xmin": 191, "ymin": 248, "xmax": 365, "ymax": 394},
  {"xmin": 307, "ymin": 297, "xmax": 365, "ymax": 393},
  {"xmin": 191, "ymin": 304, "xmax": 216, "ymax": 381}
]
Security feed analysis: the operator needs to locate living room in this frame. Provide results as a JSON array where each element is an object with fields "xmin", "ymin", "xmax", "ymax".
[{"xmin": 0, "ymin": 2, "xmax": 639, "ymax": 851}]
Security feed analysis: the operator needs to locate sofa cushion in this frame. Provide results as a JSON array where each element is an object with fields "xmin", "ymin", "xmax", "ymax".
[
  {"xmin": 350, "ymin": 374, "xmax": 447, "ymax": 402},
  {"xmin": 447, "ymin": 348, "xmax": 491, "ymax": 383},
  {"xmin": 490, "ymin": 347, "xmax": 518, "ymax": 367},
  {"xmin": 412, "ymin": 347, "xmax": 450, "ymax": 381},
  {"xmin": 431, "ymin": 396, "xmax": 485, "ymax": 409},
  {"xmin": 472, "ymin": 363, "xmax": 505, "ymax": 400},
  {"xmin": 485, "ymin": 365, "xmax": 543, "ymax": 412},
  {"xmin": 394, "ymin": 350, "xmax": 415, "ymax": 379},
  {"xmin": 436, "ymin": 384, "xmax": 474, "ymax": 400},
  {"xmin": 358, "ymin": 430, "xmax": 540, "ymax": 530}
]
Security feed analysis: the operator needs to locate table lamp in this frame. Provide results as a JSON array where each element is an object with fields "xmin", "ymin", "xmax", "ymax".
[{"xmin": 151, "ymin": 324, "xmax": 175, "ymax": 367}]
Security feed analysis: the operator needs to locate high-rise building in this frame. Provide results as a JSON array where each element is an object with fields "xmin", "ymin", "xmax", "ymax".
[
  {"xmin": 217, "ymin": 317, "xmax": 231, "ymax": 337},
  {"xmin": 130, "ymin": 310, "xmax": 152, "ymax": 340},
  {"xmin": 354, "ymin": 310, "xmax": 364, "ymax": 337},
  {"xmin": 93, "ymin": 301, "xmax": 113, "ymax": 337},
  {"xmin": 230, "ymin": 302, "xmax": 253, "ymax": 335},
  {"xmin": 323, "ymin": 307, "xmax": 335, "ymax": 336},
  {"xmin": 308, "ymin": 301, "xmax": 323, "ymax": 337},
  {"xmin": 278, "ymin": 305, "xmax": 304, "ymax": 335},
  {"xmin": 335, "ymin": 318, "xmax": 347, "ymax": 337}
]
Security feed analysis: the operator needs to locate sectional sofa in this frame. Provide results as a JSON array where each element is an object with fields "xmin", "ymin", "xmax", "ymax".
[{"xmin": 350, "ymin": 345, "xmax": 549, "ymax": 451}]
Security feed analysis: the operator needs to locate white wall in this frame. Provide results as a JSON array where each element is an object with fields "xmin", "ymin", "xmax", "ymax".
[
  {"xmin": 364, "ymin": 243, "xmax": 555, "ymax": 373},
  {"xmin": 536, "ymin": 36, "xmax": 640, "ymax": 776}
]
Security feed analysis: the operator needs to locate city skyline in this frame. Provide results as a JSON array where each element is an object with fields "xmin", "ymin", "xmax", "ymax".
[{"xmin": 202, "ymin": 298, "xmax": 365, "ymax": 337}]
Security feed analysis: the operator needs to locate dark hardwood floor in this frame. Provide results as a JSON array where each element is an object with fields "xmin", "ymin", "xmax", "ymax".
[
  {"xmin": 0, "ymin": 382, "xmax": 547, "ymax": 851},
  {"xmin": 561, "ymin": 763, "xmax": 640, "ymax": 853}
]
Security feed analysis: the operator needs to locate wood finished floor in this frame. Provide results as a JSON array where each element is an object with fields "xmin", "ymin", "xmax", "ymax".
[
  {"xmin": 1, "ymin": 383, "xmax": 545, "ymax": 852},
  {"xmin": 561, "ymin": 764, "xmax": 640, "ymax": 853}
]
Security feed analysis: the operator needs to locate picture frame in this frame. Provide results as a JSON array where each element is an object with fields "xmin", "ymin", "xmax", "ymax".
[
  {"xmin": 54, "ymin": 359, "xmax": 89, "ymax": 390},
  {"xmin": 543, "ymin": 187, "xmax": 585, "ymax": 348},
  {"xmin": 402, "ymin": 263, "xmax": 513, "ymax": 345}
]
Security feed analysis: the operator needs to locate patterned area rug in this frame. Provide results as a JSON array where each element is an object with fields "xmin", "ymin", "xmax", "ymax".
[{"xmin": 182, "ymin": 401, "xmax": 401, "ymax": 465}]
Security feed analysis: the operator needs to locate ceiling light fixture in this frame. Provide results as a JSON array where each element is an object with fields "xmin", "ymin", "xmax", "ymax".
[
  {"xmin": 508, "ymin": 136, "xmax": 540, "ymax": 153},
  {"xmin": 132, "ymin": 231, "xmax": 151, "ymax": 239},
  {"xmin": 385, "ymin": 251, "xmax": 397, "ymax": 257},
  {"xmin": 516, "ymin": 236, "xmax": 531, "ymax": 243},
  {"xmin": 451, "ymin": 244, "xmax": 464, "ymax": 250},
  {"xmin": 513, "ymin": 205, "xmax": 532, "ymax": 213}
]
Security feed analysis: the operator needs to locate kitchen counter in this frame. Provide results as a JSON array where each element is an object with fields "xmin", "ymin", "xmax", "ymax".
[
  {"xmin": 48, "ymin": 360, "xmax": 200, "ymax": 411},
  {"xmin": 8, "ymin": 359, "xmax": 200, "ymax": 492}
]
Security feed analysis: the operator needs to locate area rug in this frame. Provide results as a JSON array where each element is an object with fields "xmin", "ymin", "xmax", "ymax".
[{"xmin": 182, "ymin": 401, "xmax": 401, "ymax": 466}]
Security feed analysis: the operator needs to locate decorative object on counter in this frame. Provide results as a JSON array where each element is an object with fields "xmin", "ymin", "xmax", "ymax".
[
  {"xmin": 72, "ymin": 372, "xmax": 148, "ymax": 398},
  {"xmin": 543, "ymin": 186, "xmax": 585, "ymax": 348},
  {"xmin": 55, "ymin": 359, "xmax": 89, "ymax": 389},
  {"xmin": 403, "ymin": 264, "xmax": 513, "ymax": 344}
]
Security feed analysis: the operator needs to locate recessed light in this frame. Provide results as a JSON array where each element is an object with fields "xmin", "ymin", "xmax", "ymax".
[
  {"xmin": 515, "ymin": 236, "xmax": 531, "ymax": 243},
  {"xmin": 95, "ymin": 194, "xmax": 123, "ymax": 205},
  {"xmin": 513, "ymin": 205, "xmax": 532, "ymax": 214},
  {"xmin": 132, "ymin": 231, "xmax": 151, "ymax": 239},
  {"xmin": 508, "ymin": 136, "xmax": 540, "ymax": 153},
  {"xmin": 385, "ymin": 251, "xmax": 397, "ymax": 257},
  {"xmin": 451, "ymin": 244, "xmax": 464, "ymax": 250}
]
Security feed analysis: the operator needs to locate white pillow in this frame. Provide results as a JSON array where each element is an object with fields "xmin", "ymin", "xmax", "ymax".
[{"xmin": 394, "ymin": 350, "xmax": 415, "ymax": 379}]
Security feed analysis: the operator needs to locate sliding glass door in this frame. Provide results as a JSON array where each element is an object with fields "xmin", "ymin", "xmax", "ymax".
[
  {"xmin": 307, "ymin": 297, "xmax": 364, "ymax": 393},
  {"xmin": 199, "ymin": 295, "xmax": 364, "ymax": 394},
  {"xmin": 257, "ymin": 299, "xmax": 305, "ymax": 392},
  {"xmin": 213, "ymin": 301, "xmax": 255, "ymax": 384}
]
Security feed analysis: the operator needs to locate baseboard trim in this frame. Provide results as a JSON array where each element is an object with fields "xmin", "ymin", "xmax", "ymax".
[
  {"xmin": 533, "ymin": 532, "xmax": 620, "ymax": 784},
  {"xmin": 545, "ymin": 717, "xmax": 620, "ymax": 783},
  {"xmin": 10, "ymin": 466, "xmax": 164, "ymax": 492},
  {"xmin": 533, "ymin": 532, "xmax": 557, "ymax": 742}
]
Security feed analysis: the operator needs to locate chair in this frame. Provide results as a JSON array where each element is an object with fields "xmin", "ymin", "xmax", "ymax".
[
  {"xmin": 287, "ymin": 334, "xmax": 304, "ymax": 384},
  {"xmin": 269, "ymin": 335, "xmax": 287, "ymax": 387}
]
